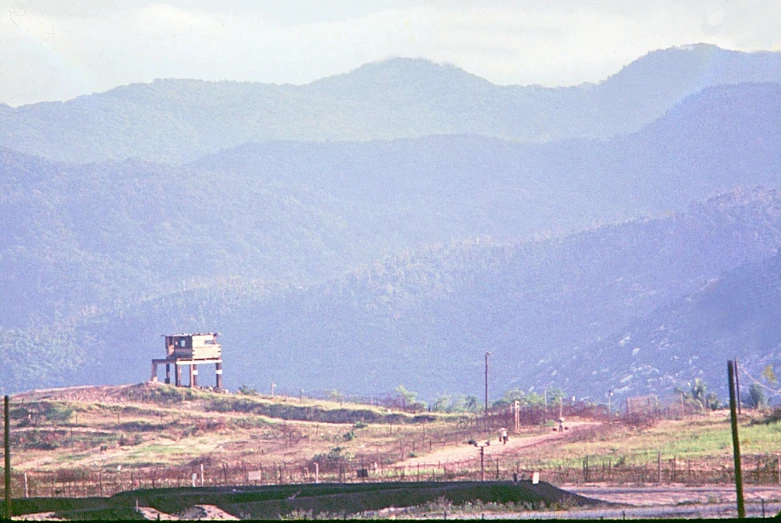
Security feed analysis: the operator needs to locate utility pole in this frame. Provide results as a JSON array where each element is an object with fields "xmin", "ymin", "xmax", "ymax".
[
  {"xmin": 484, "ymin": 352, "xmax": 491, "ymax": 424},
  {"xmin": 5, "ymin": 395, "xmax": 11, "ymax": 520},
  {"xmin": 728, "ymin": 360, "xmax": 745, "ymax": 519}
]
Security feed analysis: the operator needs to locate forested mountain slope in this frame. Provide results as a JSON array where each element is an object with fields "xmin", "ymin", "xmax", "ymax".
[
  {"xmin": 560, "ymin": 239, "xmax": 781, "ymax": 399},
  {"xmin": 6, "ymin": 188, "xmax": 781, "ymax": 399},
  {"xmin": 3, "ymin": 81, "xmax": 780, "ymax": 333}
]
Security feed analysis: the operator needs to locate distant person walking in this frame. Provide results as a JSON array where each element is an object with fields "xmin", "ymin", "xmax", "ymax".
[{"xmin": 499, "ymin": 427, "xmax": 508, "ymax": 445}]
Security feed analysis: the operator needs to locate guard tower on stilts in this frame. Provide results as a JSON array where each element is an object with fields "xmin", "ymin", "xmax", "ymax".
[{"xmin": 150, "ymin": 333, "xmax": 223, "ymax": 389}]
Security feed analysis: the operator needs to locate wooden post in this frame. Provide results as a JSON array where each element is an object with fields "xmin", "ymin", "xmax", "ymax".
[
  {"xmin": 150, "ymin": 362, "xmax": 158, "ymax": 382},
  {"xmin": 584, "ymin": 455, "xmax": 589, "ymax": 482},
  {"xmin": 734, "ymin": 358, "xmax": 742, "ymax": 415},
  {"xmin": 191, "ymin": 365, "xmax": 198, "ymax": 388},
  {"xmin": 728, "ymin": 360, "xmax": 745, "ymax": 519},
  {"xmin": 657, "ymin": 451, "xmax": 662, "ymax": 484},
  {"xmin": 680, "ymin": 392, "xmax": 685, "ymax": 417},
  {"xmin": 175, "ymin": 365, "xmax": 182, "ymax": 387},
  {"xmin": 484, "ymin": 352, "xmax": 490, "ymax": 424},
  {"xmin": 215, "ymin": 362, "xmax": 223, "ymax": 390},
  {"xmin": 480, "ymin": 446, "xmax": 485, "ymax": 482},
  {"xmin": 165, "ymin": 364, "xmax": 171, "ymax": 384},
  {"xmin": 5, "ymin": 395, "xmax": 11, "ymax": 520}
]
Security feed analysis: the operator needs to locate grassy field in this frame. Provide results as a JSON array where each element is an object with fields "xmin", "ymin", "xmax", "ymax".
[{"xmin": 525, "ymin": 412, "xmax": 781, "ymax": 468}]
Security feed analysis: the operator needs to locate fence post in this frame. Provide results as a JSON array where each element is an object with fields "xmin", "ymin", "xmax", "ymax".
[
  {"xmin": 5, "ymin": 395, "xmax": 11, "ymax": 520},
  {"xmin": 657, "ymin": 452, "xmax": 662, "ymax": 484},
  {"xmin": 728, "ymin": 360, "xmax": 745, "ymax": 519}
]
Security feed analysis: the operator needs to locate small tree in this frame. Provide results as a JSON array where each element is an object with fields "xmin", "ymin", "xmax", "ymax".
[
  {"xmin": 325, "ymin": 389, "xmax": 344, "ymax": 403},
  {"xmin": 395, "ymin": 385, "xmax": 427, "ymax": 412},
  {"xmin": 676, "ymin": 378, "xmax": 708, "ymax": 411},
  {"xmin": 690, "ymin": 378, "xmax": 707, "ymax": 410},
  {"xmin": 432, "ymin": 394, "xmax": 451, "ymax": 412},
  {"xmin": 464, "ymin": 395, "xmax": 480, "ymax": 413},
  {"xmin": 704, "ymin": 392, "xmax": 721, "ymax": 410},
  {"xmin": 747, "ymin": 383, "xmax": 767, "ymax": 410}
]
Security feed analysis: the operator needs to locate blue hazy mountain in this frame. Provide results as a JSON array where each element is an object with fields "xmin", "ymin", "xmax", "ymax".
[
  {"xmin": 2, "ymin": 77, "xmax": 781, "ymax": 398},
  {"xmin": 1, "ymin": 44, "xmax": 780, "ymax": 164}
]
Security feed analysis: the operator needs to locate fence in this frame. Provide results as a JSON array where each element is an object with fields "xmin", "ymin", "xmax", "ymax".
[{"xmin": 3, "ymin": 451, "xmax": 780, "ymax": 499}]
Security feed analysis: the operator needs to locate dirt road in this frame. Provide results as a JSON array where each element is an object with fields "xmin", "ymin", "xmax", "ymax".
[{"xmin": 398, "ymin": 422, "xmax": 594, "ymax": 468}]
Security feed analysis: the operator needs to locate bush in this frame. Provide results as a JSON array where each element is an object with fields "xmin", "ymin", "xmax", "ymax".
[
  {"xmin": 118, "ymin": 434, "xmax": 143, "ymax": 446},
  {"xmin": 238, "ymin": 384, "xmax": 258, "ymax": 396},
  {"xmin": 311, "ymin": 447, "xmax": 354, "ymax": 472},
  {"xmin": 45, "ymin": 403, "xmax": 74, "ymax": 422},
  {"xmin": 747, "ymin": 384, "xmax": 767, "ymax": 409},
  {"xmin": 147, "ymin": 385, "xmax": 193, "ymax": 403},
  {"xmin": 757, "ymin": 407, "xmax": 781, "ymax": 425}
]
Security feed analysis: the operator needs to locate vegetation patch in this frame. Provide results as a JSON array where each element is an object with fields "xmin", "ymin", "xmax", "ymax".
[{"xmin": 204, "ymin": 396, "xmax": 416, "ymax": 424}]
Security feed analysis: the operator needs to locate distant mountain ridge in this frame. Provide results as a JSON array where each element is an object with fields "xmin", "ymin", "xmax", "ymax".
[
  {"xmin": 3, "ymin": 44, "xmax": 781, "ymax": 401},
  {"xmin": 1, "ymin": 44, "xmax": 780, "ymax": 163}
]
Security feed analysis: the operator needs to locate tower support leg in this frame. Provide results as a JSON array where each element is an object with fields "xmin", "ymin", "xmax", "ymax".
[
  {"xmin": 216, "ymin": 362, "xmax": 223, "ymax": 390},
  {"xmin": 165, "ymin": 364, "xmax": 171, "ymax": 384}
]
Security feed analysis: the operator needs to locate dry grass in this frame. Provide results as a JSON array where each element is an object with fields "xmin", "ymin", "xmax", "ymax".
[
  {"xmin": 9, "ymin": 384, "xmax": 780, "ymax": 485},
  {"xmin": 8, "ymin": 383, "xmax": 482, "ymax": 475}
]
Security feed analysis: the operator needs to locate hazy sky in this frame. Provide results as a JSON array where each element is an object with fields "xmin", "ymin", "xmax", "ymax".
[{"xmin": 1, "ymin": 0, "xmax": 779, "ymax": 106}]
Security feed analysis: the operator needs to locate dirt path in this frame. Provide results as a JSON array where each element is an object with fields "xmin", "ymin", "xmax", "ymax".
[
  {"xmin": 565, "ymin": 484, "xmax": 781, "ymax": 506},
  {"xmin": 398, "ymin": 422, "xmax": 595, "ymax": 468}
]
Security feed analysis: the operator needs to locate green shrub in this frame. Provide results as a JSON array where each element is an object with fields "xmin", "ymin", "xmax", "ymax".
[
  {"xmin": 118, "ymin": 434, "xmax": 143, "ymax": 446},
  {"xmin": 45, "ymin": 403, "xmax": 74, "ymax": 422},
  {"xmin": 238, "ymin": 384, "xmax": 258, "ymax": 396}
]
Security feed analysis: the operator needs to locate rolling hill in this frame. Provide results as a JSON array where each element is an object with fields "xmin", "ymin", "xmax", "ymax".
[{"xmin": 1, "ymin": 44, "xmax": 780, "ymax": 164}]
